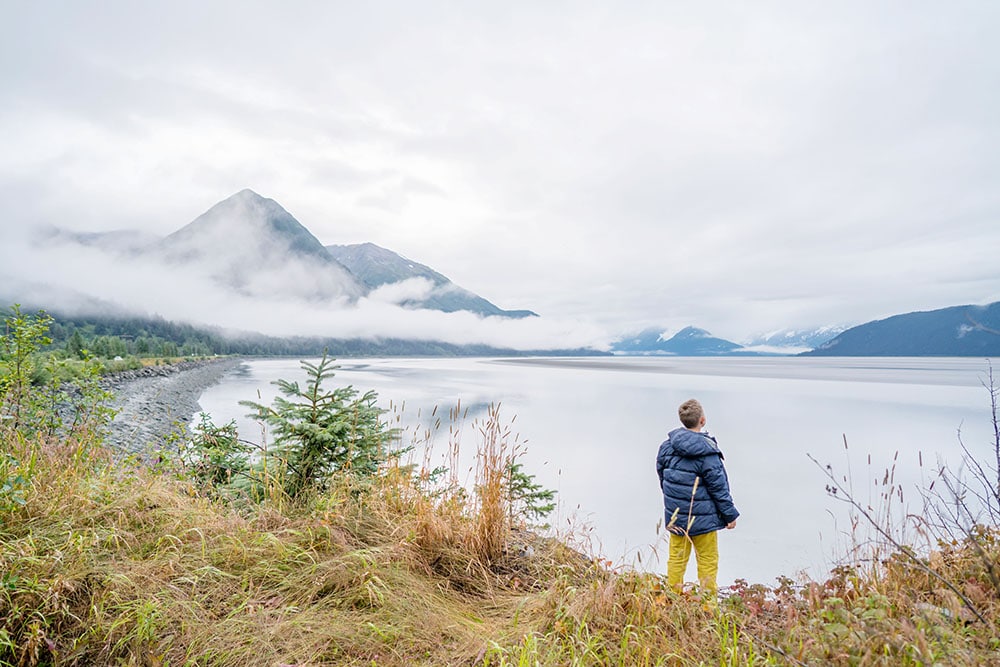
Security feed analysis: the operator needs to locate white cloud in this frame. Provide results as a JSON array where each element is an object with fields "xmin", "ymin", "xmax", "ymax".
[
  {"xmin": 738, "ymin": 345, "xmax": 814, "ymax": 356},
  {"xmin": 366, "ymin": 278, "xmax": 436, "ymax": 305},
  {"xmin": 1, "ymin": 2, "xmax": 998, "ymax": 341},
  {"xmin": 0, "ymin": 229, "xmax": 610, "ymax": 350}
]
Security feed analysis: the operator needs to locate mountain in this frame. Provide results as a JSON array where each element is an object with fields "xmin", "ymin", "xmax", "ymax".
[
  {"xmin": 326, "ymin": 243, "xmax": 537, "ymax": 318},
  {"xmin": 154, "ymin": 189, "xmax": 364, "ymax": 302},
  {"xmin": 804, "ymin": 302, "xmax": 1000, "ymax": 356},
  {"xmin": 612, "ymin": 326, "xmax": 750, "ymax": 356},
  {"xmin": 33, "ymin": 190, "xmax": 535, "ymax": 319},
  {"xmin": 744, "ymin": 326, "xmax": 846, "ymax": 353}
]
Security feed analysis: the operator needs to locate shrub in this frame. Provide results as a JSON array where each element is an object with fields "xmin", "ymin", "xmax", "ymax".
[
  {"xmin": 182, "ymin": 413, "xmax": 254, "ymax": 495},
  {"xmin": 186, "ymin": 353, "xmax": 398, "ymax": 500},
  {"xmin": 0, "ymin": 305, "xmax": 53, "ymax": 433}
]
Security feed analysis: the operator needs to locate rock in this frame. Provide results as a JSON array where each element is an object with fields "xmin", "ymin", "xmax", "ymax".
[{"xmin": 101, "ymin": 358, "xmax": 245, "ymax": 462}]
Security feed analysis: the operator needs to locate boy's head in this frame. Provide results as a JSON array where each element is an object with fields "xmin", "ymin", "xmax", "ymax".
[{"xmin": 678, "ymin": 399, "xmax": 705, "ymax": 430}]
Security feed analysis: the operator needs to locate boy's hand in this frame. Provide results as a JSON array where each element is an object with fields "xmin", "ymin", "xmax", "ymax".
[{"xmin": 726, "ymin": 520, "xmax": 737, "ymax": 530}]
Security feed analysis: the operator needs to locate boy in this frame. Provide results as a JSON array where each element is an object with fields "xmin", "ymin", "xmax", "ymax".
[{"xmin": 655, "ymin": 399, "xmax": 739, "ymax": 594}]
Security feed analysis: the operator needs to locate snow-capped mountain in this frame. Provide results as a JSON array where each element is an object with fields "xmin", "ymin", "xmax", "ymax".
[
  {"xmin": 743, "ymin": 326, "xmax": 846, "ymax": 353},
  {"xmin": 611, "ymin": 326, "xmax": 749, "ymax": 356}
]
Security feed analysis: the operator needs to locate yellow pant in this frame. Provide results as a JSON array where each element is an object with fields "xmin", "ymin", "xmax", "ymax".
[{"xmin": 667, "ymin": 530, "xmax": 719, "ymax": 594}]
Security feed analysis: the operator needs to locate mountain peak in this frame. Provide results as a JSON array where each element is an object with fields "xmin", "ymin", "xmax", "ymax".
[
  {"xmin": 673, "ymin": 326, "xmax": 712, "ymax": 339},
  {"xmin": 226, "ymin": 188, "xmax": 275, "ymax": 207},
  {"xmin": 166, "ymin": 191, "xmax": 318, "ymax": 254},
  {"xmin": 210, "ymin": 188, "xmax": 284, "ymax": 215},
  {"xmin": 744, "ymin": 325, "xmax": 846, "ymax": 351},
  {"xmin": 611, "ymin": 325, "xmax": 746, "ymax": 356},
  {"xmin": 156, "ymin": 191, "xmax": 363, "ymax": 301}
]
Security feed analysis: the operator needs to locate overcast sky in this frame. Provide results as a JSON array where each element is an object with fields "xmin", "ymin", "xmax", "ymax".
[{"xmin": 2, "ymin": 1, "xmax": 998, "ymax": 344}]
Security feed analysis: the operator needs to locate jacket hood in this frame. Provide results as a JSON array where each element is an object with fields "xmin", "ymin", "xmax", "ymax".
[{"xmin": 667, "ymin": 427, "xmax": 722, "ymax": 458}]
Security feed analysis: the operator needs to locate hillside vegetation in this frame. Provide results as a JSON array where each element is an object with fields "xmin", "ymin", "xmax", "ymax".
[
  {"xmin": 807, "ymin": 301, "xmax": 1000, "ymax": 356},
  {"xmin": 2, "ymin": 306, "xmax": 1000, "ymax": 665},
  {"xmin": 20, "ymin": 306, "xmax": 571, "ymax": 360}
]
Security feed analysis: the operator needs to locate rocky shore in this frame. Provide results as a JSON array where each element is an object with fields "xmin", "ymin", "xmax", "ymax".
[{"xmin": 102, "ymin": 357, "xmax": 245, "ymax": 460}]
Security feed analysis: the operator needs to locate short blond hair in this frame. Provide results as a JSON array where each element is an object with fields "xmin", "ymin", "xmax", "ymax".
[{"xmin": 678, "ymin": 399, "xmax": 703, "ymax": 429}]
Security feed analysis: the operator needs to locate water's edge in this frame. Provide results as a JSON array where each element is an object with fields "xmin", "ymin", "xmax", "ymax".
[{"xmin": 104, "ymin": 357, "xmax": 246, "ymax": 460}]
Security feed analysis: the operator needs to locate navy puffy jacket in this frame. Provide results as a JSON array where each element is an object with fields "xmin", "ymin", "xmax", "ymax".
[{"xmin": 656, "ymin": 428, "xmax": 740, "ymax": 536}]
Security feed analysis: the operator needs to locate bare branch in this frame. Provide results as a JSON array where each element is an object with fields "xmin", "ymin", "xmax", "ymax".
[
  {"xmin": 957, "ymin": 427, "xmax": 1000, "ymax": 511},
  {"xmin": 939, "ymin": 473, "xmax": 1000, "ymax": 595},
  {"xmin": 985, "ymin": 361, "xmax": 1000, "ymax": 499},
  {"xmin": 809, "ymin": 452, "xmax": 989, "ymax": 625}
]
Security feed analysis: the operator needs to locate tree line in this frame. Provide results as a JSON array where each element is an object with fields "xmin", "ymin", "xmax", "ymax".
[{"xmin": 19, "ymin": 307, "xmax": 535, "ymax": 359}]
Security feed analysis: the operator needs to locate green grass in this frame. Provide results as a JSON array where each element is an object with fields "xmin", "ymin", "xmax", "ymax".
[{"xmin": 1, "ymin": 423, "xmax": 998, "ymax": 666}]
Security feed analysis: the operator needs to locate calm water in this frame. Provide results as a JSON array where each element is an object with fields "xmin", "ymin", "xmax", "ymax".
[{"xmin": 195, "ymin": 356, "xmax": 996, "ymax": 586}]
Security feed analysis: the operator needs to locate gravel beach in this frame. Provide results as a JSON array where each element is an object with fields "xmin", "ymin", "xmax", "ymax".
[{"xmin": 102, "ymin": 357, "xmax": 245, "ymax": 460}]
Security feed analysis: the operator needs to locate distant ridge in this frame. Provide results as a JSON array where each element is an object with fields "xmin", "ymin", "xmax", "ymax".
[
  {"xmin": 326, "ymin": 242, "xmax": 537, "ymax": 319},
  {"xmin": 612, "ymin": 326, "xmax": 753, "ymax": 356},
  {"xmin": 744, "ymin": 326, "xmax": 845, "ymax": 352},
  {"xmin": 804, "ymin": 302, "xmax": 1000, "ymax": 356},
  {"xmin": 33, "ymin": 189, "xmax": 537, "ymax": 320}
]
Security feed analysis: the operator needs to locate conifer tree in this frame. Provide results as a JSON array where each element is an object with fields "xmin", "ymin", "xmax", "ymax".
[{"xmin": 241, "ymin": 353, "xmax": 396, "ymax": 498}]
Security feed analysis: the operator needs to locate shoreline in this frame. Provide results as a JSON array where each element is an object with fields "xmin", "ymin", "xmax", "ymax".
[{"xmin": 102, "ymin": 357, "xmax": 246, "ymax": 460}]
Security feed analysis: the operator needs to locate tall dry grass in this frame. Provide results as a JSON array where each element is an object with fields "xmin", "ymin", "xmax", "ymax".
[
  {"xmin": 4, "ymin": 388, "xmax": 1000, "ymax": 665},
  {"xmin": 472, "ymin": 404, "xmax": 517, "ymax": 564}
]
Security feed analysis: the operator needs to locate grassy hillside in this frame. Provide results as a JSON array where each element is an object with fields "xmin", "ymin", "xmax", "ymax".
[
  {"xmin": 3, "ymin": 308, "xmax": 999, "ymax": 665},
  {"xmin": 0, "ymin": 418, "xmax": 1000, "ymax": 666},
  {"xmin": 4, "ymin": 408, "xmax": 1000, "ymax": 665}
]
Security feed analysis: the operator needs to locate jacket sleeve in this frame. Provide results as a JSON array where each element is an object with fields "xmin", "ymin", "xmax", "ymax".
[
  {"xmin": 655, "ymin": 442, "xmax": 666, "ymax": 487},
  {"xmin": 699, "ymin": 456, "xmax": 740, "ymax": 524}
]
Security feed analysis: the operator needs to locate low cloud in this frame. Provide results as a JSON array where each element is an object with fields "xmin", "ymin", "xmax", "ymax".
[
  {"xmin": 2, "ymin": 4, "xmax": 998, "ymax": 340},
  {"xmin": 738, "ymin": 344, "xmax": 814, "ymax": 356},
  {"xmin": 366, "ymin": 277, "xmax": 436, "ymax": 305},
  {"xmin": 0, "ymin": 228, "xmax": 610, "ymax": 351}
]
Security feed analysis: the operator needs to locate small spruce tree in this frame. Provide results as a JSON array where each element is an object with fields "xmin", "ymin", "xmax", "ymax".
[
  {"xmin": 240, "ymin": 353, "xmax": 396, "ymax": 498},
  {"xmin": 66, "ymin": 329, "xmax": 86, "ymax": 360},
  {"xmin": 508, "ymin": 462, "xmax": 557, "ymax": 527}
]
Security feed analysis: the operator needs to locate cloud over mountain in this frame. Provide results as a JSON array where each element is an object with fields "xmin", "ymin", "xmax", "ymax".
[
  {"xmin": 2, "ymin": 5, "xmax": 998, "ymax": 340},
  {"xmin": 0, "ymin": 190, "xmax": 607, "ymax": 351},
  {"xmin": 153, "ymin": 189, "xmax": 363, "ymax": 303},
  {"xmin": 327, "ymin": 242, "xmax": 536, "ymax": 318}
]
